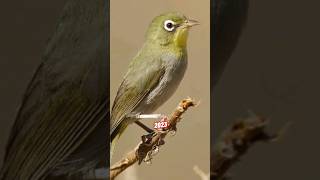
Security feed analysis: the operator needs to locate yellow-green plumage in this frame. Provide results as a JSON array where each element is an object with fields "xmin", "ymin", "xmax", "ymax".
[{"xmin": 110, "ymin": 12, "xmax": 199, "ymax": 157}]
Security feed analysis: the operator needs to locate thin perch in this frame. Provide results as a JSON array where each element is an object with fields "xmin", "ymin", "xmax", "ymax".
[
  {"xmin": 110, "ymin": 98, "xmax": 196, "ymax": 179},
  {"xmin": 211, "ymin": 114, "xmax": 282, "ymax": 179}
]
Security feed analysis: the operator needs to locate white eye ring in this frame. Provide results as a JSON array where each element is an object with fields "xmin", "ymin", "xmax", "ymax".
[{"xmin": 164, "ymin": 20, "xmax": 176, "ymax": 32}]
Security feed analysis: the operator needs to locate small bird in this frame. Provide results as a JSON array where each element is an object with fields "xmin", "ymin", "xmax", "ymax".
[{"xmin": 110, "ymin": 12, "xmax": 199, "ymax": 155}]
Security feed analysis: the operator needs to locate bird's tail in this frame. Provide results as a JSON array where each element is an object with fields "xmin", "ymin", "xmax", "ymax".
[
  {"xmin": 110, "ymin": 133, "xmax": 120, "ymax": 159},
  {"xmin": 110, "ymin": 123, "xmax": 127, "ymax": 160}
]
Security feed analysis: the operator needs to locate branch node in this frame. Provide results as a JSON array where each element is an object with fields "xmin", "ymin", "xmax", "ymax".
[{"xmin": 110, "ymin": 98, "xmax": 196, "ymax": 179}]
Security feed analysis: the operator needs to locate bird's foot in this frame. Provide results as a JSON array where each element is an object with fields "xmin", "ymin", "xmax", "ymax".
[
  {"xmin": 140, "ymin": 131, "xmax": 165, "ymax": 164},
  {"xmin": 141, "ymin": 131, "xmax": 156, "ymax": 143}
]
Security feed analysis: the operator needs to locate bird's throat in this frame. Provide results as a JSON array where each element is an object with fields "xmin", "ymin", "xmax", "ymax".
[{"xmin": 174, "ymin": 28, "xmax": 189, "ymax": 49}]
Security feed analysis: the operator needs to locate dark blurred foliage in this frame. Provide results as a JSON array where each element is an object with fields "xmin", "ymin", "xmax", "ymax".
[{"xmin": 212, "ymin": 0, "xmax": 249, "ymax": 86}]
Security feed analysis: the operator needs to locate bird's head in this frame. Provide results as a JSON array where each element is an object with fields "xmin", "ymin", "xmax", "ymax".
[{"xmin": 145, "ymin": 12, "xmax": 199, "ymax": 48}]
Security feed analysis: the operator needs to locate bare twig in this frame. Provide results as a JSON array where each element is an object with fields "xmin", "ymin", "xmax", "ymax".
[
  {"xmin": 110, "ymin": 98, "xmax": 196, "ymax": 180},
  {"xmin": 211, "ymin": 113, "xmax": 282, "ymax": 180},
  {"xmin": 193, "ymin": 165, "xmax": 210, "ymax": 180}
]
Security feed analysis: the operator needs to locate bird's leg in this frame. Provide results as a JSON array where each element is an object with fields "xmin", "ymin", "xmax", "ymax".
[
  {"xmin": 129, "ymin": 113, "xmax": 169, "ymax": 138},
  {"xmin": 129, "ymin": 113, "xmax": 163, "ymax": 119},
  {"xmin": 127, "ymin": 113, "xmax": 159, "ymax": 132},
  {"xmin": 135, "ymin": 121, "xmax": 153, "ymax": 133},
  {"xmin": 134, "ymin": 121, "xmax": 155, "ymax": 143},
  {"xmin": 130, "ymin": 113, "xmax": 168, "ymax": 143},
  {"xmin": 131, "ymin": 113, "xmax": 169, "ymax": 130}
]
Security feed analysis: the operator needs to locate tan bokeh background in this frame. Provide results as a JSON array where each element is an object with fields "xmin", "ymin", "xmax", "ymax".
[{"xmin": 110, "ymin": 0, "xmax": 210, "ymax": 179}]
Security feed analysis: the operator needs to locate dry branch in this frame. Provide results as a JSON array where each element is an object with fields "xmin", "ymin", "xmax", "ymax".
[
  {"xmin": 110, "ymin": 98, "xmax": 196, "ymax": 180},
  {"xmin": 193, "ymin": 165, "xmax": 210, "ymax": 180},
  {"xmin": 211, "ymin": 114, "xmax": 282, "ymax": 179}
]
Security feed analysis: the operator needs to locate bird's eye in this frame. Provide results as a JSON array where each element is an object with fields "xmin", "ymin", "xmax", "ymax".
[{"xmin": 164, "ymin": 20, "xmax": 175, "ymax": 32}]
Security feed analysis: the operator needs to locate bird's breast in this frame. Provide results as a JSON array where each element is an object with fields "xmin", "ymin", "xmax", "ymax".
[{"xmin": 136, "ymin": 51, "xmax": 187, "ymax": 114}]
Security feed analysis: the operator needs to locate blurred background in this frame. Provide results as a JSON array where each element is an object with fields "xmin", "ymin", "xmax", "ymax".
[
  {"xmin": 110, "ymin": 0, "xmax": 210, "ymax": 179},
  {"xmin": 214, "ymin": 0, "xmax": 320, "ymax": 179}
]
